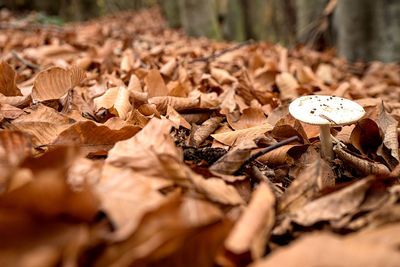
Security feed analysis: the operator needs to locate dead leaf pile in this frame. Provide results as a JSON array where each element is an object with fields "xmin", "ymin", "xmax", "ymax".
[{"xmin": 0, "ymin": 7, "xmax": 399, "ymax": 267}]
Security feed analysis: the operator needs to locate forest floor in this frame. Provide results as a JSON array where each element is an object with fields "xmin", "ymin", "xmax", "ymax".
[{"xmin": 0, "ymin": 6, "xmax": 400, "ymax": 267}]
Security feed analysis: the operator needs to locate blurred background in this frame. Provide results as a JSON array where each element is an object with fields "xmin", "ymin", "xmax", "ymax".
[{"xmin": 1, "ymin": 0, "xmax": 399, "ymax": 63}]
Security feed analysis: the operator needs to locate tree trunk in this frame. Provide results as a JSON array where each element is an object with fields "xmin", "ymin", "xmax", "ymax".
[
  {"xmin": 373, "ymin": 0, "xmax": 400, "ymax": 62},
  {"xmin": 242, "ymin": 0, "xmax": 269, "ymax": 41},
  {"xmin": 178, "ymin": 0, "xmax": 221, "ymax": 40},
  {"xmin": 223, "ymin": 0, "xmax": 246, "ymax": 41},
  {"xmin": 336, "ymin": 0, "xmax": 400, "ymax": 62},
  {"xmin": 242, "ymin": 0, "xmax": 295, "ymax": 45},
  {"xmin": 160, "ymin": 0, "xmax": 181, "ymax": 28}
]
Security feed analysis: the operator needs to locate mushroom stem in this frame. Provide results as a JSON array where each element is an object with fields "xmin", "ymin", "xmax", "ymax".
[{"xmin": 319, "ymin": 124, "xmax": 334, "ymax": 160}]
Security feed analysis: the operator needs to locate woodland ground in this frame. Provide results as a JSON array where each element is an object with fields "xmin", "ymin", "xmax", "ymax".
[{"xmin": 0, "ymin": 6, "xmax": 400, "ymax": 267}]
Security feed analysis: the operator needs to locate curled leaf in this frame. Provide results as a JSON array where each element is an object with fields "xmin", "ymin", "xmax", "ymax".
[
  {"xmin": 94, "ymin": 86, "xmax": 132, "ymax": 120},
  {"xmin": 32, "ymin": 66, "xmax": 86, "ymax": 101},
  {"xmin": 0, "ymin": 60, "xmax": 22, "ymax": 96}
]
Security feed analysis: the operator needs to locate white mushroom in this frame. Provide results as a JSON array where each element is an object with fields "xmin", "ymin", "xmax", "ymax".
[{"xmin": 288, "ymin": 95, "xmax": 365, "ymax": 160}]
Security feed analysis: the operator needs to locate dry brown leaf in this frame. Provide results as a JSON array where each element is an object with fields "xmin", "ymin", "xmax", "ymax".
[
  {"xmin": 181, "ymin": 112, "xmax": 212, "ymax": 125},
  {"xmin": 127, "ymin": 74, "xmax": 142, "ymax": 92},
  {"xmin": 376, "ymin": 105, "xmax": 399, "ymax": 169},
  {"xmin": 211, "ymin": 123, "xmax": 273, "ymax": 146},
  {"xmin": 0, "ymin": 167, "xmax": 99, "ymax": 222},
  {"xmin": 94, "ymin": 86, "xmax": 132, "ymax": 120},
  {"xmin": 3, "ymin": 104, "xmax": 73, "ymax": 147},
  {"xmin": 67, "ymin": 157, "xmax": 103, "ymax": 190},
  {"xmin": 251, "ymin": 230, "xmax": 400, "ymax": 267},
  {"xmin": 95, "ymin": 195, "xmax": 227, "ymax": 267},
  {"xmin": 138, "ymin": 103, "xmax": 161, "ymax": 117},
  {"xmin": 160, "ymin": 58, "xmax": 177, "ymax": 77},
  {"xmin": 219, "ymin": 86, "xmax": 237, "ymax": 115},
  {"xmin": 210, "ymin": 139, "xmax": 257, "ymax": 175},
  {"xmin": 0, "ymin": 60, "xmax": 22, "ymax": 96},
  {"xmin": 74, "ymin": 56, "xmax": 92, "ymax": 70},
  {"xmin": 334, "ymin": 145, "xmax": 390, "ymax": 176},
  {"xmin": 167, "ymin": 80, "xmax": 188, "ymax": 97},
  {"xmin": 129, "ymin": 108, "xmax": 150, "ymax": 127},
  {"xmin": 96, "ymin": 165, "xmax": 170, "ymax": 241},
  {"xmin": 0, "ymin": 104, "xmax": 25, "ymax": 120},
  {"xmin": 53, "ymin": 121, "xmax": 140, "ymax": 154},
  {"xmin": 227, "ymin": 107, "xmax": 269, "ymax": 130},
  {"xmin": 211, "ymin": 67, "xmax": 238, "ymax": 84},
  {"xmin": 350, "ymin": 118, "xmax": 382, "ymax": 154},
  {"xmin": 290, "ymin": 177, "xmax": 373, "ymax": 227},
  {"xmin": 188, "ymin": 169, "xmax": 244, "ymax": 205},
  {"xmin": 336, "ymin": 124, "xmax": 355, "ymax": 144},
  {"xmin": 195, "ymin": 91, "xmax": 220, "ymax": 109},
  {"xmin": 0, "ymin": 130, "xmax": 32, "ymax": 159},
  {"xmin": 225, "ymin": 183, "xmax": 275, "ymax": 259},
  {"xmin": 145, "ymin": 69, "xmax": 168, "ymax": 98},
  {"xmin": 106, "ymin": 118, "xmax": 181, "ymax": 177},
  {"xmin": 256, "ymin": 143, "xmax": 308, "ymax": 166},
  {"xmin": 0, "ymin": 94, "xmax": 31, "ymax": 107},
  {"xmin": 278, "ymin": 153, "xmax": 335, "ymax": 213},
  {"xmin": 193, "ymin": 116, "xmax": 223, "ymax": 147},
  {"xmin": 275, "ymin": 72, "xmax": 299, "ymax": 101},
  {"xmin": 0, "ymin": 130, "xmax": 32, "ymax": 188},
  {"xmin": 32, "ymin": 66, "xmax": 86, "ymax": 101},
  {"xmin": 315, "ymin": 63, "xmax": 334, "ymax": 85},
  {"xmin": 166, "ymin": 105, "xmax": 191, "ymax": 130},
  {"xmin": 148, "ymin": 95, "xmax": 199, "ymax": 114}
]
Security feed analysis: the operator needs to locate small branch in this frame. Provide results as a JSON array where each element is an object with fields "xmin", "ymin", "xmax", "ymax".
[
  {"xmin": 241, "ymin": 136, "xmax": 299, "ymax": 168},
  {"xmin": 188, "ymin": 39, "xmax": 253, "ymax": 63},
  {"xmin": 11, "ymin": 50, "xmax": 41, "ymax": 70}
]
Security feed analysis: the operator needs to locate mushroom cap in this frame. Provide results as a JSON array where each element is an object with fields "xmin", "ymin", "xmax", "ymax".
[{"xmin": 289, "ymin": 95, "xmax": 365, "ymax": 126}]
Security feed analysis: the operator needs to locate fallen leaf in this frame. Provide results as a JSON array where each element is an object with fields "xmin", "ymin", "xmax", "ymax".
[
  {"xmin": 334, "ymin": 145, "xmax": 390, "ymax": 176},
  {"xmin": 148, "ymin": 95, "xmax": 199, "ymax": 114},
  {"xmin": 227, "ymin": 107, "xmax": 269, "ymax": 130},
  {"xmin": 0, "ymin": 60, "xmax": 22, "ymax": 96},
  {"xmin": 188, "ymin": 168, "xmax": 245, "ymax": 205},
  {"xmin": 376, "ymin": 105, "xmax": 399, "ymax": 169},
  {"xmin": 211, "ymin": 68, "xmax": 238, "ymax": 84},
  {"xmin": 145, "ymin": 69, "xmax": 168, "ymax": 98},
  {"xmin": 96, "ymin": 165, "xmax": 170, "ymax": 241},
  {"xmin": 251, "ymin": 230, "xmax": 400, "ymax": 267},
  {"xmin": 211, "ymin": 123, "xmax": 273, "ymax": 146},
  {"xmin": 166, "ymin": 105, "xmax": 191, "ymax": 130},
  {"xmin": 350, "ymin": 118, "xmax": 382, "ymax": 154},
  {"xmin": 193, "ymin": 116, "xmax": 223, "ymax": 147},
  {"xmin": 94, "ymin": 86, "xmax": 132, "ymax": 120},
  {"xmin": 106, "ymin": 118, "xmax": 181, "ymax": 177},
  {"xmin": 32, "ymin": 66, "xmax": 86, "ymax": 101},
  {"xmin": 210, "ymin": 139, "xmax": 257, "ymax": 175},
  {"xmin": 225, "ymin": 183, "xmax": 275, "ymax": 259},
  {"xmin": 160, "ymin": 58, "xmax": 177, "ymax": 77},
  {"xmin": 279, "ymin": 153, "xmax": 335, "ymax": 213},
  {"xmin": 3, "ymin": 104, "xmax": 74, "ymax": 147},
  {"xmin": 275, "ymin": 72, "xmax": 299, "ymax": 101},
  {"xmin": 290, "ymin": 177, "xmax": 373, "ymax": 227},
  {"xmin": 53, "ymin": 121, "xmax": 140, "ymax": 154},
  {"xmin": 95, "ymin": 195, "xmax": 227, "ymax": 267}
]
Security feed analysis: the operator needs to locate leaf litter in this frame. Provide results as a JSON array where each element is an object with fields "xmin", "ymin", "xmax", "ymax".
[{"xmin": 0, "ymin": 7, "xmax": 400, "ymax": 267}]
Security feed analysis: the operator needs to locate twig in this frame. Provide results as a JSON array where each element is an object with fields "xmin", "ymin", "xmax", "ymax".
[
  {"xmin": 11, "ymin": 50, "xmax": 41, "ymax": 70},
  {"xmin": 188, "ymin": 39, "xmax": 253, "ymax": 63},
  {"xmin": 241, "ymin": 136, "xmax": 299, "ymax": 168}
]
